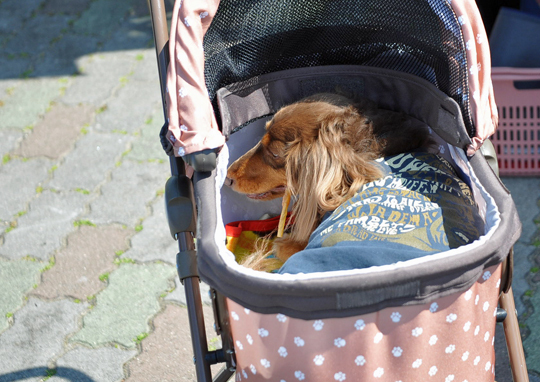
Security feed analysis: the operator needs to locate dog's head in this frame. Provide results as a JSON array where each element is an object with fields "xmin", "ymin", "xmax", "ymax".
[{"xmin": 226, "ymin": 92, "xmax": 384, "ymax": 202}]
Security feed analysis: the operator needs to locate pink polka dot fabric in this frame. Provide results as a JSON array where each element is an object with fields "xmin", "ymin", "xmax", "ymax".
[{"xmin": 228, "ymin": 264, "xmax": 501, "ymax": 381}]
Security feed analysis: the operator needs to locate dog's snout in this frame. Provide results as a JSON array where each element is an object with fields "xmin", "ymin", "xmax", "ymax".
[{"xmin": 224, "ymin": 177, "xmax": 234, "ymax": 187}]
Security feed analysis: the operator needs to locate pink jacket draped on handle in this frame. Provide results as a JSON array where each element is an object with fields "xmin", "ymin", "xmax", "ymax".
[{"xmin": 165, "ymin": 0, "xmax": 498, "ymax": 158}]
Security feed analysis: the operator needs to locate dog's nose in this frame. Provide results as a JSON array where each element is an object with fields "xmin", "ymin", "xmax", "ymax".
[{"xmin": 224, "ymin": 177, "xmax": 234, "ymax": 187}]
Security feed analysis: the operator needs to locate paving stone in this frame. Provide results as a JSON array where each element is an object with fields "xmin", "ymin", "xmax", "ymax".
[
  {"xmin": 87, "ymin": 160, "xmax": 169, "ymax": 226},
  {"xmin": 165, "ymin": 278, "xmax": 213, "ymax": 306},
  {"xmin": 4, "ymin": 14, "xmax": 71, "ymax": 57},
  {"xmin": 0, "ymin": 157, "xmax": 50, "ymax": 221},
  {"xmin": 32, "ymin": 34, "xmax": 100, "ymax": 78},
  {"xmin": 70, "ymin": 262, "xmax": 177, "ymax": 349},
  {"xmin": 50, "ymin": 346, "xmax": 137, "ymax": 382},
  {"xmin": 73, "ymin": 0, "xmax": 138, "ymax": 38},
  {"xmin": 0, "ymin": 78, "xmax": 63, "ymax": 129},
  {"xmin": 0, "ymin": 128, "xmax": 23, "ymax": 158},
  {"xmin": 0, "ymin": 56, "xmax": 32, "ymax": 80},
  {"xmin": 40, "ymin": 0, "xmax": 92, "ymax": 16},
  {"xmin": 48, "ymin": 132, "xmax": 132, "ymax": 192},
  {"xmin": 0, "ymin": 298, "xmax": 87, "ymax": 378},
  {"xmin": 0, "ymin": 258, "xmax": 43, "ymax": 333},
  {"xmin": 13, "ymin": 103, "xmax": 94, "ymax": 159},
  {"xmin": 125, "ymin": 108, "xmax": 167, "ymax": 162},
  {"xmin": 61, "ymin": 52, "xmax": 138, "ymax": 106},
  {"xmin": 101, "ymin": 17, "xmax": 154, "ymax": 52},
  {"xmin": 32, "ymin": 225, "xmax": 133, "ymax": 301},
  {"xmin": 0, "ymin": 0, "xmax": 44, "ymax": 36},
  {"xmin": 524, "ymin": 286, "xmax": 540, "ymax": 373},
  {"xmin": 129, "ymin": 49, "xmax": 161, "ymax": 83},
  {"xmin": 0, "ymin": 190, "xmax": 88, "ymax": 260},
  {"xmin": 95, "ymin": 79, "xmax": 161, "ymax": 134},
  {"xmin": 125, "ymin": 304, "xmax": 221, "ymax": 382},
  {"xmin": 122, "ymin": 195, "xmax": 177, "ymax": 263}
]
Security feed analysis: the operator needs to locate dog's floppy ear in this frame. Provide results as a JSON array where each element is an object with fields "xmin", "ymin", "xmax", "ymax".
[{"xmin": 285, "ymin": 105, "xmax": 383, "ymax": 242}]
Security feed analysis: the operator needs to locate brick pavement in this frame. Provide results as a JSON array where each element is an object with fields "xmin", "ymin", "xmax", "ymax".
[{"xmin": 0, "ymin": 0, "xmax": 539, "ymax": 381}]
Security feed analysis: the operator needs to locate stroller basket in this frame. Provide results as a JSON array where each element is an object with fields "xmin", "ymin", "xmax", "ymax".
[{"xmin": 146, "ymin": 0, "xmax": 528, "ymax": 380}]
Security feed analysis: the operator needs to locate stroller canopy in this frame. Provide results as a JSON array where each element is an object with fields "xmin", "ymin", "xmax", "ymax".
[{"xmin": 165, "ymin": 0, "xmax": 497, "ymax": 157}]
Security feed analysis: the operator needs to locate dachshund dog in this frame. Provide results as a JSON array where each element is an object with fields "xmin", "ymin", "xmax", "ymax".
[{"xmin": 226, "ymin": 93, "xmax": 434, "ymax": 271}]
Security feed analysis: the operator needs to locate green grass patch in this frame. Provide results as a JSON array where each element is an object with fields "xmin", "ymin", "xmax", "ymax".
[
  {"xmin": 17, "ymin": 210, "xmax": 27, "ymax": 217},
  {"xmin": 75, "ymin": 188, "xmax": 90, "ymax": 195},
  {"xmin": 135, "ymin": 224, "xmax": 143, "ymax": 232},
  {"xmin": 41, "ymin": 257, "xmax": 56, "ymax": 272},
  {"xmin": 99, "ymin": 272, "xmax": 109, "ymax": 282},
  {"xmin": 20, "ymin": 68, "xmax": 33, "ymax": 79},
  {"xmin": 112, "ymin": 129, "xmax": 128, "ymax": 135},
  {"xmin": 2, "ymin": 154, "xmax": 11, "ymax": 164},
  {"xmin": 113, "ymin": 257, "xmax": 135, "ymax": 265},
  {"xmin": 73, "ymin": 220, "xmax": 95, "ymax": 227},
  {"xmin": 96, "ymin": 105, "xmax": 108, "ymax": 114},
  {"xmin": 145, "ymin": 117, "xmax": 153, "ymax": 125},
  {"xmin": 43, "ymin": 368, "xmax": 57, "ymax": 380},
  {"xmin": 5, "ymin": 312, "xmax": 13, "ymax": 319},
  {"xmin": 36, "ymin": 186, "xmax": 43, "ymax": 194},
  {"xmin": 524, "ymin": 290, "xmax": 534, "ymax": 297},
  {"xmin": 531, "ymin": 267, "xmax": 539, "ymax": 274},
  {"xmin": 48, "ymin": 165, "xmax": 58, "ymax": 174},
  {"xmin": 134, "ymin": 332, "xmax": 148, "ymax": 344},
  {"xmin": 136, "ymin": 53, "xmax": 144, "ymax": 61}
]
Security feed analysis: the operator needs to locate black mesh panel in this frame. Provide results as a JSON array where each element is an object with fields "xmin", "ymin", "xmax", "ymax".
[{"xmin": 203, "ymin": 0, "xmax": 474, "ymax": 137}]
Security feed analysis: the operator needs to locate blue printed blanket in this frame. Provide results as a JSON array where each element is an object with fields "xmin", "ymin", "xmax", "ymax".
[{"xmin": 279, "ymin": 152, "xmax": 485, "ymax": 274}]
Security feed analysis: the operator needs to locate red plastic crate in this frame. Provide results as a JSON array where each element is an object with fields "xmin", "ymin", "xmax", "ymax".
[{"xmin": 490, "ymin": 67, "xmax": 540, "ymax": 176}]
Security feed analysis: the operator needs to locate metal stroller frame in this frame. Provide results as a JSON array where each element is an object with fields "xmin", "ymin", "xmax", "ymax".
[{"xmin": 145, "ymin": 0, "xmax": 529, "ymax": 380}]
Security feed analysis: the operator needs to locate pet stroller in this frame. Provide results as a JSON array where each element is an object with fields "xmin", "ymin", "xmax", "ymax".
[{"xmin": 146, "ymin": 0, "xmax": 528, "ymax": 380}]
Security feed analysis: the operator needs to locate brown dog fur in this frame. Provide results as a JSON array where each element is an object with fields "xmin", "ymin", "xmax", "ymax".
[{"xmin": 226, "ymin": 93, "xmax": 432, "ymax": 271}]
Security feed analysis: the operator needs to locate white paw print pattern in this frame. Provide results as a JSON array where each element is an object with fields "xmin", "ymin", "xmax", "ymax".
[
  {"xmin": 463, "ymin": 321, "xmax": 471, "ymax": 332},
  {"xmin": 412, "ymin": 359, "xmax": 422, "ymax": 368},
  {"xmin": 278, "ymin": 346, "xmax": 288, "ymax": 357},
  {"xmin": 354, "ymin": 319, "xmax": 366, "ymax": 331},
  {"xmin": 235, "ymin": 340, "xmax": 243, "ymax": 350},
  {"xmin": 445, "ymin": 344, "xmax": 456, "ymax": 354},
  {"xmin": 199, "ymin": 11, "xmax": 209, "ymax": 18},
  {"xmin": 475, "ymin": 295, "xmax": 480, "ymax": 305},
  {"xmin": 313, "ymin": 354, "xmax": 325, "ymax": 366},
  {"xmin": 429, "ymin": 366, "xmax": 438, "ymax": 376},
  {"xmin": 484, "ymin": 331, "xmax": 490, "ymax": 342},
  {"xmin": 476, "ymin": 33, "xmax": 484, "ymax": 44},
  {"xmin": 392, "ymin": 347, "xmax": 403, "ymax": 357},
  {"xmin": 466, "ymin": 39, "xmax": 474, "ymax": 50},
  {"xmin": 294, "ymin": 337, "xmax": 305, "ymax": 347},
  {"xmin": 464, "ymin": 290, "xmax": 472, "ymax": 301},
  {"xmin": 429, "ymin": 335, "xmax": 438, "ymax": 346},
  {"xmin": 246, "ymin": 334, "xmax": 253, "ymax": 345},
  {"xmin": 295, "ymin": 371, "xmax": 305, "ymax": 380},
  {"xmin": 231, "ymin": 312, "xmax": 239, "ymax": 321},
  {"xmin": 250, "ymin": 364, "xmax": 256, "ymax": 375},
  {"xmin": 355, "ymin": 355, "xmax": 366, "ymax": 366},
  {"xmin": 244, "ymin": 308, "xmax": 250, "ymax": 314},
  {"xmin": 411, "ymin": 327, "xmax": 423, "ymax": 337},
  {"xmin": 183, "ymin": 16, "xmax": 191, "ymax": 27},
  {"xmin": 485, "ymin": 361, "xmax": 492, "ymax": 371},
  {"xmin": 258, "ymin": 328, "xmax": 269, "ymax": 337},
  {"xmin": 276, "ymin": 314, "xmax": 287, "ymax": 323},
  {"xmin": 462, "ymin": 351, "xmax": 470, "ymax": 361},
  {"xmin": 483, "ymin": 301, "xmax": 490, "ymax": 312},
  {"xmin": 496, "ymin": 279, "xmax": 501, "ymax": 289},
  {"xmin": 313, "ymin": 320, "xmax": 324, "ymax": 331},
  {"xmin": 446, "ymin": 313, "xmax": 457, "ymax": 323},
  {"xmin": 374, "ymin": 332, "xmax": 383, "ymax": 344},
  {"xmin": 177, "ymin": 147, "xmax": 185, "ymax": 156},
  {"xmin": 178, "ymin": 87, "xmax": 187, "ymax": 98},
  {"xmin": 458, "ymin": 15, "xmax": 467, "ymax": 25},
  {"xmin": 334, "ymin": 372, "xmax": 346, "ymax": 381},
  {"xmin": 483, "ymin": 271, "xmax": 492, "ymax": 280},
  {"xmin": 334, "ymin": 338, "xmax": 346, "ymax": 348},
  {"xmin": 260, "ymin": 359, "xmax": 270, "ymax": 368},
  {"xmin": 242, "ymin": 370, "xmax": 248, "ymax": 379},
  {"xmin": 474, "ymin": 325, "xmax": 480, "ymax": 336},
  {"xmin": 391, "ymin": 312, "xmax": 401, "ymax": 323},
  {"xmin": 373, "ymin": 368, "xmax": 384, "ymax": 378},
  {"xmin": 445, "ymin": 375, "xmax": 455, "ymax": 382},
  {"xmin": 180, "ymin": 124, "xmax": 188, "ymax": 132},
  {"xmin": 429, "ymin": 302, "xmax": 438, "ymax": 313},
  {"xmin": 474, "ymin": 356, "xmax": 481, "ymax": 366}
]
